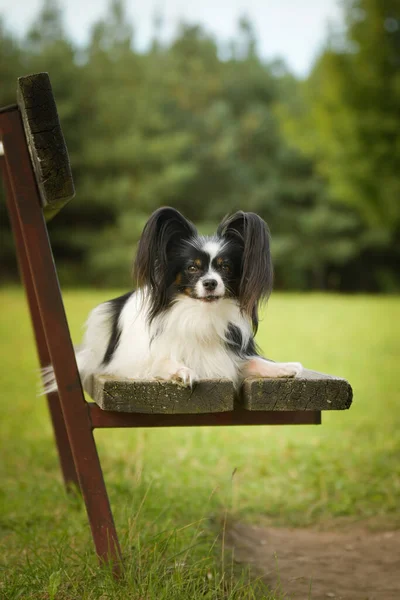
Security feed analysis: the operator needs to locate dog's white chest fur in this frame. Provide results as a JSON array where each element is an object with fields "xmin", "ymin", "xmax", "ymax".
[
  {"xmin": 80, "ymin": 291, "xmax": 251, "ymax": 384},
  {"xmin": 148, "ymin": 295, "xmax": 250, "ymax": 381}
]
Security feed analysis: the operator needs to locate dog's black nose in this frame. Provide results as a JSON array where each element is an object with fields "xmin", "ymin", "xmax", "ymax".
[{"xmin": 203, "ymin": 279, "xmax": 217, "ymax": 291}]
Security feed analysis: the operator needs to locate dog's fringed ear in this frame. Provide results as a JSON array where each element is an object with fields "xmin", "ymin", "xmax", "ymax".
[
  {"xmin": 217, "ymin": 211, "xmax": 273, "ymax": 332},
  {"xmin": 133, "ymin": 207, "xmax": 197, "ymax": 318}
]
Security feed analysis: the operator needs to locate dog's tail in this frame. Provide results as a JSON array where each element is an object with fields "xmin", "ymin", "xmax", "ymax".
[
  {"xmin": 38, "ymin": 346, "xmax": 89, "ymax": 396},
  {"xmin": 39, "ymin": 364, "xmax": 58, "ymax": 395}
]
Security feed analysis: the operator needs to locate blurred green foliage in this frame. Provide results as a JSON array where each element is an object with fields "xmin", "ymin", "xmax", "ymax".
[{"xmin": 0, "ymin": 0, "xmax": 399, "ymax": 291}]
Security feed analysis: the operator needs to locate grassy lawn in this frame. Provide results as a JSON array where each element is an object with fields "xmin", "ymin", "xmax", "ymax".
[{"xmin": 0, "ymin": 287, "xmax": 399, "ymax": 598}]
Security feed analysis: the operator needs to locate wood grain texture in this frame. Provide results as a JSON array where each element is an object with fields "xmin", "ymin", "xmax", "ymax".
[
  {"xmin": 17, "ymin": 72, "xmax": 75, "ymax": 218},
  {"xmin": 240, "ymin": 369, "xmax": 353, "ymax": 411},
  {"xmin": 85, "ymin": 375, "xmax": 235, "ymax": 414},
  {"xmin": 85, "ymin": 369, "xmax": 352, "ymax": 414}
]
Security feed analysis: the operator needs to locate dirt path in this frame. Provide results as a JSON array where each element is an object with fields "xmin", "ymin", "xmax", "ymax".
[{"xmin": 226, "ymin": 522, "xmax": 400, "ymax": 599}]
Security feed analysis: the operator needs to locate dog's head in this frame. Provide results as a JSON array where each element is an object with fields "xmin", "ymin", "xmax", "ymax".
[{"xmin": 133, "ymin": 207, "xmax": 273, "ymax": 331}]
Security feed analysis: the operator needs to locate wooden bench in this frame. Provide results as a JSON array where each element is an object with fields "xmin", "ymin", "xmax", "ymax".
[
  {"xmin": 85, "ymin": 369, "xmax": 351, "ymax": 422},
  {"xmin": 0, "ymin": 72, "xmax": 352, "ymax": 574}
]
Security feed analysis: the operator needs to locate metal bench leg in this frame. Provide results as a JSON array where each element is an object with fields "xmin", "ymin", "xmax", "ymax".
[
  {"xmin": 0, "ymin": 109, "xmax": 122, "ymax": 570},
  {"xmin": 0, "ymin": 156, "xmax": 79, "ymax": 491}
]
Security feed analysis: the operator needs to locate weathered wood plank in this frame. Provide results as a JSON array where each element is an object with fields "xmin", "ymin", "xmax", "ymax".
[
  {"xmin": 17, "ymin": 72, "xmax": 75, "ymax": 219},
  {"xmin": 240, "ymin": 369, "xmax": 353, "ymax": 411},
  {"xmin": 85, "ymin": 369, "xmax": 352, "ymax": 414},
  {"xmin": 85, "ymin": 375, "xmax": 235, "ymax": 414}
]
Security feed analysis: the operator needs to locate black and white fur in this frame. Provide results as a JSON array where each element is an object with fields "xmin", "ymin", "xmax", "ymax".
[{"xmin": 41, "ymin": 207, "xmax": 302, "ymax": 393}]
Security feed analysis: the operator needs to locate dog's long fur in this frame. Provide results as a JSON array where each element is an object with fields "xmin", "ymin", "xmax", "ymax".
[{"xmin": 41, "ymin": 208, "xmax": 302, "ymax": 393}]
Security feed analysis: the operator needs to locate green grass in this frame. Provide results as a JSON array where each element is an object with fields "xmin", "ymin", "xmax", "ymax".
[{"xmin": 1, "ymin": 287, "xmax": 399, "ymax": 598}]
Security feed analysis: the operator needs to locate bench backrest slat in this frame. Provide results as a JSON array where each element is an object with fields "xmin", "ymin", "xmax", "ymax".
[{"xmin": 17, "ymin": 72, "xmax": 75, "ymax": 219}]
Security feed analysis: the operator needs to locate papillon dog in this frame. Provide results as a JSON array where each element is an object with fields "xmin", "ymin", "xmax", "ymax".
[{"xmin": 42, "ymin": 207, "xmax": 302, "ymax": 393}]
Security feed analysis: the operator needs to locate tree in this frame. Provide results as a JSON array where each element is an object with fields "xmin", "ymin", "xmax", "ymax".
[
  {"xmin": 281, "ymin": 0, "xmax": 400, "ymax": 290},
  {"xmin": 1, "ymin": 0, "xmax": 398, "ymax": 291}
]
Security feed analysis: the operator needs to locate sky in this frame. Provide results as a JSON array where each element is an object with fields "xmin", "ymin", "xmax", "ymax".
[{"xmin": 0, "ymin": 0, "xmax": 343, "ymax": 76}]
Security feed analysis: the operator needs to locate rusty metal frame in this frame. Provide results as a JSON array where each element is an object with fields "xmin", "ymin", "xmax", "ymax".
[
  {"xmin": 0, "ymin": 106, "xmax": 122, "ymax": 569},
  {"xmin": 0, "ymin": 105, "xmax": 321, "ymax": 572},
  {"xmin": 89, "ymin": 404, "xmax": 321, "ymax": 428},
  {"xmin": 0, "ymin": 147, "xmax": 80, "ymax": 489}
]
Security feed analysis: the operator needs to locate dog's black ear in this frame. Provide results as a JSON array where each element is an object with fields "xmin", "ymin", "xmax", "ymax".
[
  {"xmin": 133, "ymin": 207, "xmax": 197, "ymax": 318},
  {"xmin": 217, "ymin": 211, "xmax": 273, "ymax": 332}
]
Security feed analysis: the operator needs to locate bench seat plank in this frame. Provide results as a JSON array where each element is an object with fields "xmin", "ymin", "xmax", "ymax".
[
  {"xmin": 85, "ymin": 375, "xmax": 235, "ymax": 414},
  {"xmin": 241, "ymin": 369, "xmax": 352, "ymax": 411},
  {"xmin": 85, "ymin": 369, "xmax": 352, "ymax": 414}
]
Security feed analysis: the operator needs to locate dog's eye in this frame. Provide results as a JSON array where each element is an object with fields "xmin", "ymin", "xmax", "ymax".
[
  {"xmin": 221, "ymin": 263, "xmax": 231, "ymax": 273},
  {"xmin": 188, "ymin": 265, "xmax": 198, "ymax": 273}
]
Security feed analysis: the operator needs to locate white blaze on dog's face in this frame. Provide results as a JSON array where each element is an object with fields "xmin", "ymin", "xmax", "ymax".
[
  {"xmin": 172, "ymin": 237, "xmax": 241, "ymax": 303},
  {"xmin": 194, "ymin": 240, "xmax": 225, "ymax": 300}
]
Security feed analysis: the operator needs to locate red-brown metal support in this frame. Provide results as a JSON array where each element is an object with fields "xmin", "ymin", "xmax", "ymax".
[
  {"xmin": 0, "ymin": 155, "xmax": 79, "ymax": 490},
  {"xmin": 0, "ymin": 107, "xmax": 122, "ymax": 569},
  {"xmin": 89, "ymin": 403, "xmax": 321, "ymax": 429}
]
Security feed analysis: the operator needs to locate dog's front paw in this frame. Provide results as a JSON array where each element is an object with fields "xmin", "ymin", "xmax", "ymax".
[
  {"xmin": 170, "ymin": 367, "xmax": 197, "ymax": 388},
  {"xmin": 272, "ymin": 362, "xmax": 303, "ymax": 378},
  {"xmin": 244, "ymin": 358, "xmax": 303, "ymax": 379},
  {"xmin": 152, "ymin": 359, "xmax": 198, "ymax": 387}
]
